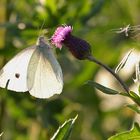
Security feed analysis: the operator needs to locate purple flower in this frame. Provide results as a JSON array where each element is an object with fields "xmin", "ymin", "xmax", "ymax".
[
  {"xmin": 51, "ymin": 26, "xmax": 72, "ymax": 49},
  {"xmin": 51, "ymin": 25, "xmax": 91, "ymax": 60}
]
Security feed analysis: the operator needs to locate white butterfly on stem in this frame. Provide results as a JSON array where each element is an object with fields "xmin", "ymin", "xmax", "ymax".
[{"xmin": 0, "ymin": 36, "xmax": 63, "ymax": 98}]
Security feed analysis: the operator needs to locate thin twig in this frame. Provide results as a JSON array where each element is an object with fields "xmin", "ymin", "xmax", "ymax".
[{"xmin": 87, "ymin": 55, "xmax": 130, "ymax": 94}]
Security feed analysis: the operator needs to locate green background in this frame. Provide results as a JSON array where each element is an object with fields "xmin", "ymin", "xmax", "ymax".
[{"xmin": 0, "ymin": 0, "xmax": 140, "ymax": 140}]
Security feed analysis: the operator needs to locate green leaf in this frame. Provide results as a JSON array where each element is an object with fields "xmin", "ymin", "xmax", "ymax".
[
  {"xmin": 119, "ymin": 92, "xmax": 130, "ymax": 97},
  {"xmin": 51, "ymin": 115, "xmax": 78, "ymax": 140},
  {"xmin": 127, "ymin": 104, "xmax": 140, "ymax": 114},
  {"xmin": 129, "ymin": 91, "xmax": 140, "ymax": 99},
  {"xmin": 108, "ymin": 122, "xmax": 140, "ymax": 140},
  {"xmin": 129, "ymin": 91, "xmax": 140, "ymax": 105},
  {"xmin": 86, "ymin": 80, "xmax": 119, "ymax": 95}
]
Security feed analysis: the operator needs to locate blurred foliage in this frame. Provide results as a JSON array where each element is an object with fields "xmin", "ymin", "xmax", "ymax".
[{"xmin": 0, "ymin": 0, "xmax": 140, "ymax": 140}]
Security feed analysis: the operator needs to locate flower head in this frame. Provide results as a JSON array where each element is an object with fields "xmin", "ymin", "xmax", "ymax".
[
  {"xmin": 51, "ymin": 25, "xmax": 72, "ymax": 49},
  {"xmin": 51, "ymin": 25, "xmax": 92, "ymax": 60}
]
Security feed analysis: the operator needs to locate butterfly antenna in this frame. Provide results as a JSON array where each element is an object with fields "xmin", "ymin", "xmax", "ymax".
[{"xmin": 38, "ymin": 19, "xmax": 46, "ymax": 38}]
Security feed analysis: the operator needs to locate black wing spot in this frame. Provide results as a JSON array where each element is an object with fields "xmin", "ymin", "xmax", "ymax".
[{"xmin": 15, "ymin": 73, "xmax": 20, "ymax": 78}]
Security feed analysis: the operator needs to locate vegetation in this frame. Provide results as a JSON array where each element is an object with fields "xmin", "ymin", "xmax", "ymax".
[{"xmin": 0, "ymin": 0, "xmax": 140, "ymax": 140}]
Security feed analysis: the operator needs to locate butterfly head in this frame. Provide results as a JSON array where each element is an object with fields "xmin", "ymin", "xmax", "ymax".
[{"xmin": 36, "ymin": 36, "xmax": 47, "ymax": 46}]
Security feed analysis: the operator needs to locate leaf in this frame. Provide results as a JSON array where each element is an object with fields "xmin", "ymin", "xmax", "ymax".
[
  {"xmin": 129, "ymin": 91, "xmax": 140, "ymax": 106},
  {"xmin": 129, "ymin": 91, "xmax": 140, "ymax": 99},
  {"xmin": 127, "ymin": 104, "xmax": 140, "ymax": 114},
  {"xmin": 119, "ymin": 92, "xmax": 130, "ymax": 97},
  {"xmin": 51, "ymin": 115, "xmax": 78, "ymax": 140},
  {"xmin": 108, "ymin": 123, "xmax": 140, "ymax": 140},
  {"xmin": 115, "ymin": 49, "xmax": 133, "ymax": 73},
  {"xmin": 86, "ymin": 80, "xmax": 119, "ymax": 95}
]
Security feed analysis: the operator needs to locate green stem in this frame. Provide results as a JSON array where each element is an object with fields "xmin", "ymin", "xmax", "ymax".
[{"xmin": 87, "ymin": 55, "xmax": 130, "ymax": 94}]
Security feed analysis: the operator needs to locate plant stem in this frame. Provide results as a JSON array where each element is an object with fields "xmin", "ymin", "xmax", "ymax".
[{"xmin": 87, "ymin": 55, "xmax": 129, "ymax": 94}]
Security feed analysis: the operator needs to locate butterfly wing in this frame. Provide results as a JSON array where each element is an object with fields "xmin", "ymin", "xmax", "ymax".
[
  {"xmin": 27, "ymin": 44, "xmax": 63, "ymax": 98},
  {"xmin": 0, "ymin": 46, "xmax": 36, "ymax": 92}
]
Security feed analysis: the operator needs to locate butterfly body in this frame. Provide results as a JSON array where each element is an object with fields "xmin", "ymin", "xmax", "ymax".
[{"xmin": 0, "ymin": 36, "xmax": 63, "ymax": 98}]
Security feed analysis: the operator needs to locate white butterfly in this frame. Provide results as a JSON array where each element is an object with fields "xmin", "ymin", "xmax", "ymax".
[{"xmin": 0, "ymin": 36, "xmax": 63, "ymax": 98}]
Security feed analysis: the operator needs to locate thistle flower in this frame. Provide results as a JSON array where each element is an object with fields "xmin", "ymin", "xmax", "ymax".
[
  {"xmin": 51, "ymin": 24, "xmax": 129, "ymax": 94},
  {"xmin": 51, "ymin": 25, "xmax": 91, "ymax": 60}
]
